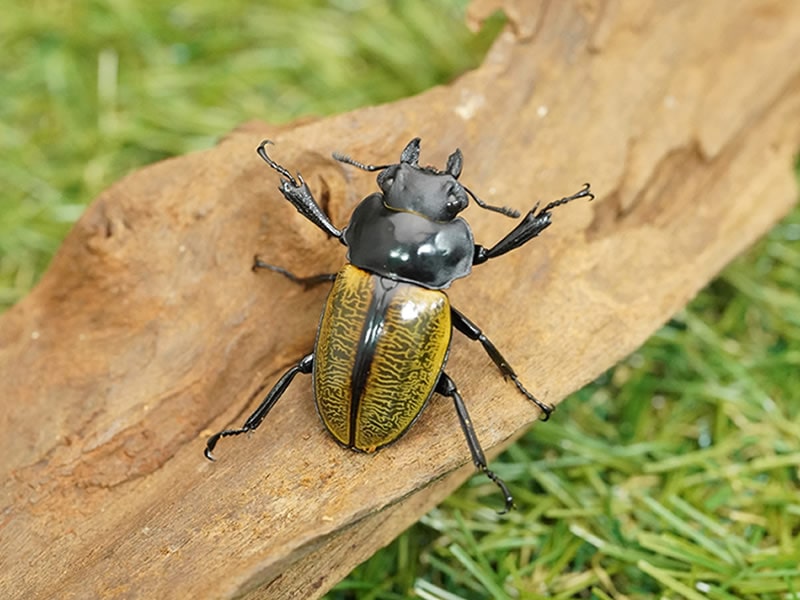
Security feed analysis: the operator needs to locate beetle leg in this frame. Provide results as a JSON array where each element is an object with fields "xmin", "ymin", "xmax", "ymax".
[
  {"xmin": 204, "ymin": 353, "xmax": 314, "ymax": 460},
  {"xmin": 450, "ymin": 307, "xmax": 554, "ymax": 420},
  {"xmin": 473, "ymin": 183, "xmax": 594, "ymax": 265},
  {"xmin": 436, "ymin": 372, "xmax": 514, "ymax": 513},
  {"xmin": 257, "ymin": 140, "xmax": 345, "ymax": 243},
  {"xmin": 252, "ymin": 256, "xmax": 336, "ymax": 287}
]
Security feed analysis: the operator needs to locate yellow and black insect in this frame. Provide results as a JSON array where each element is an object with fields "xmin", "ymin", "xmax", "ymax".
[{"xmin": 205, "ymin": 138, "xmax": 593, "ymax": 511}]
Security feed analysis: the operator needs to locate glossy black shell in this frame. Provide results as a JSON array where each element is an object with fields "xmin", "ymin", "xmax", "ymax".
[{"xmin": 343, "ymin": 195, "xmax": 474, "ymax": 290}]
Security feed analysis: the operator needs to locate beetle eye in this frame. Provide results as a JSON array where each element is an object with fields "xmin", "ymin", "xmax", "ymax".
[
  {"xmin": 377, "ymin": 166, "xmax": 399, "ymax": 192},
  {"xmin": 445, "ymin": 196, "xmax": 459, "ymax": 216},
  {"xmin": 445, "ymin": 188, "xmax": 466, "ymax": 217}
]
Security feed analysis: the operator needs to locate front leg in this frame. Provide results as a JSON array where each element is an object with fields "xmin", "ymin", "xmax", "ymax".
[
  {"xmin": 257, "ymin": 140, "xmax": 345, "ymax": 243},
  {"xmin": 474, "ymin": 183, "xmax": 593, "ymax": 265}
]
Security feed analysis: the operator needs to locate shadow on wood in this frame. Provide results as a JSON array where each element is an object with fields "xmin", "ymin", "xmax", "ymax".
[{"xmin": 1, "ymin": 1, "xmax": 799, "ymax": 598}]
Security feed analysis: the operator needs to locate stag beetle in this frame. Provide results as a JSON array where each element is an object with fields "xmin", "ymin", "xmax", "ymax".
[{"xmin": 205, "ymin": 138, "xmax": 593, "ymax": 511}]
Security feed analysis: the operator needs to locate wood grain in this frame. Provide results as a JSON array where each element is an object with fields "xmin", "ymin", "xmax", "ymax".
[{"xmin": 2, "ymin": 1, "xmax": 799, "ymax": 597}]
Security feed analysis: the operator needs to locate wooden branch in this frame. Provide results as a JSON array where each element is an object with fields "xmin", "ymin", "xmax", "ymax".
[{"xmin": 2, "ymin": 1, "xmax": 799, "ymax": 598}]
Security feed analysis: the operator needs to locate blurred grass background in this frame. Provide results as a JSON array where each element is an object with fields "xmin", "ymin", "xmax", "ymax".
[{"xmin": 1, "ymin": 1, "xmax": 798, "ymax": 598}]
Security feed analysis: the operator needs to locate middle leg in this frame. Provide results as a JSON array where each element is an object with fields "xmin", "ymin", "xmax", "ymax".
[
  {"xmin": 252, "ymin": 255, "xmax": 336, "ymax": 287},
  {"xmin": 451, "ymin": 307, "xmax": 553, "ymax": 420}
]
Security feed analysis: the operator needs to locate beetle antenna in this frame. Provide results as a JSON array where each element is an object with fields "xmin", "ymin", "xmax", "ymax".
[
  {"xmin": 332, "ymin": 152, "xmax": 392, "ymax": 172},
  {"xmin": 464, "ymin": 186, "xmax": 520, "ymax": 219}
]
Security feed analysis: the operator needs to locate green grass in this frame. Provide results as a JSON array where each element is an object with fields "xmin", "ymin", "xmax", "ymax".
[{"xmin": 2, "ymin": 2, "xmax": 798, "ymax": 599}]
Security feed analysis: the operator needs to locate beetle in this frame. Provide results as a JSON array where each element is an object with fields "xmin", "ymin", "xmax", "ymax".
[{"xmin": 205, "ymin": 138, "xmax": 593, "ymax": 511}]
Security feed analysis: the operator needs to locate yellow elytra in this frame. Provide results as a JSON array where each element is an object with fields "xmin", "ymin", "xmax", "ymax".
[{"xmin": 314, "ymin": 264, "xmax": 451, "ymax": 452}]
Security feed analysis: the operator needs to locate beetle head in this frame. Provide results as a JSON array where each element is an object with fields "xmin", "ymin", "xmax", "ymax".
[
  {"xmin": 333, "ymin": 138, "xmax": 519, "ymax": 222},
  {"xmin": 376, "ymin": 143, "xmax": 469, "ymax": 221}
]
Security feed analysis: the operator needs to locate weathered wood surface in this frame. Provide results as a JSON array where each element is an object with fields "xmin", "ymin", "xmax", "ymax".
[{"xmin": 2, "ymin": 1, "xmax": 799, "ymax": 598}]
